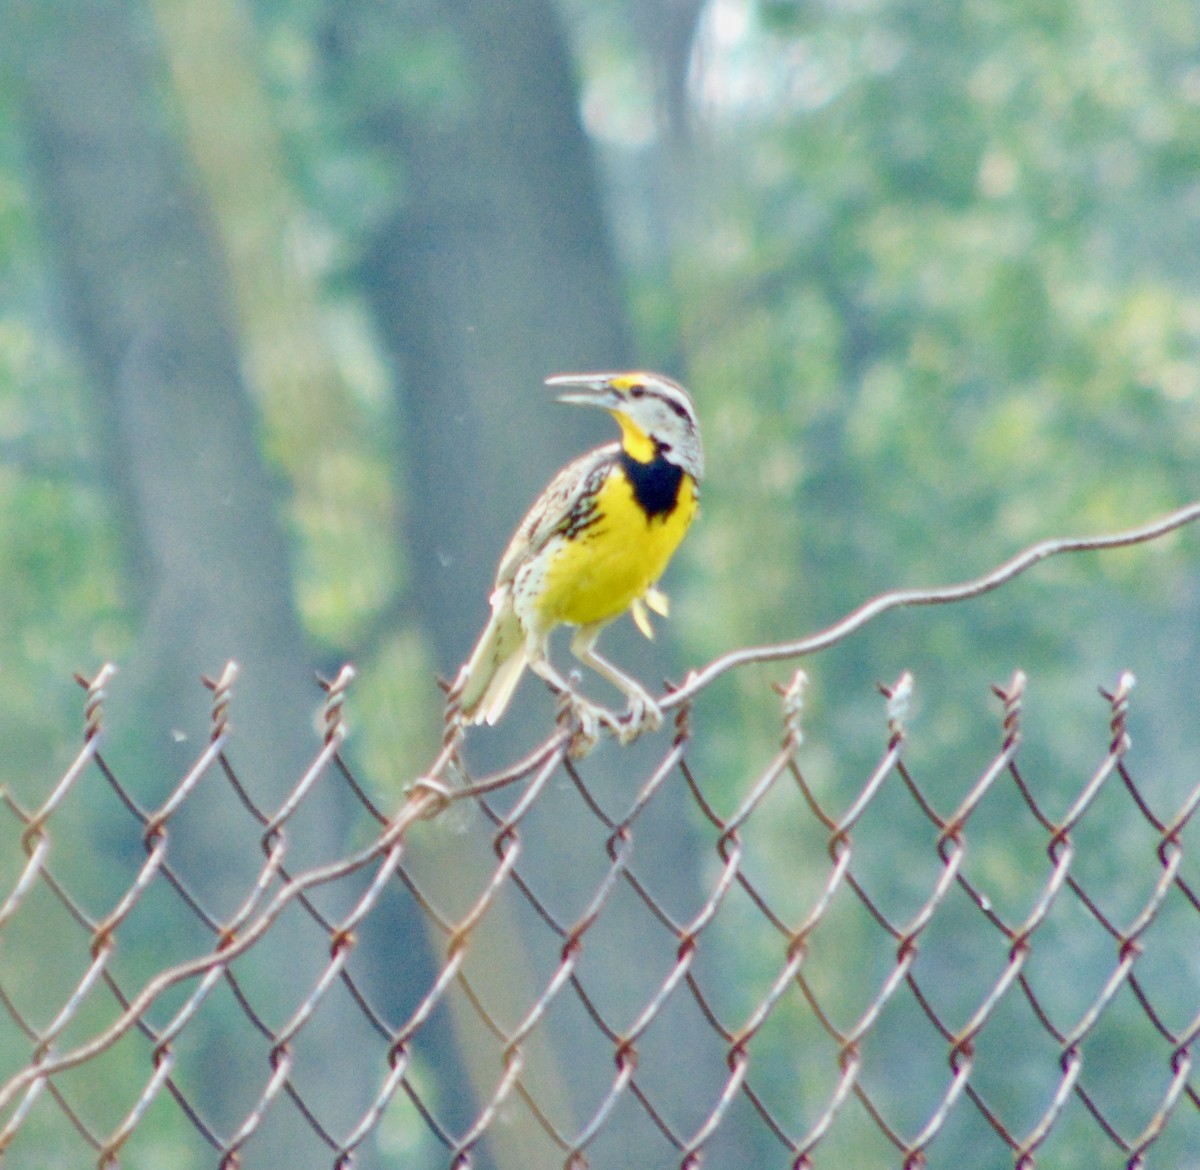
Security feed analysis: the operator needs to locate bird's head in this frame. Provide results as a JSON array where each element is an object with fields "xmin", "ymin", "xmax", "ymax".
[{"xmin": 546, "ymin": 371, "xmax": 704, "ymax": 481}]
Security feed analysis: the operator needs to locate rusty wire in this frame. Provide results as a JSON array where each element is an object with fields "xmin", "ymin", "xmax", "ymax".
[{"xmin": 1, "ymin": 505, "xmax": 1200, "ymax": 1168}]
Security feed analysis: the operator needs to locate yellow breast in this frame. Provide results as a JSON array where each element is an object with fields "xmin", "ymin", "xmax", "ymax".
[{"xmin": 533, "ymin": 467, "xmax": 698, "ymax": 630}]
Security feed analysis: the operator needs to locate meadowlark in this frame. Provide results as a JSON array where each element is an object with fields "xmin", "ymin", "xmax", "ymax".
[{"xmin": 450, "ymin": 371, "xmax": 703, "ymax": 744}]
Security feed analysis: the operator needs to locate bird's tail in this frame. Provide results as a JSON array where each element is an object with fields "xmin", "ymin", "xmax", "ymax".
[{"xmin": 451, "ymin": 597, "xmax": 528, "ymax": 726}]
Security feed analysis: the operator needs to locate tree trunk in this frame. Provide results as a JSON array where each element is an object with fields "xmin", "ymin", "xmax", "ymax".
[
  {"xmin": 326, "ymin": 0, "xmax": 632, "ymax": 677},
  {"xmin": 9, "ymin": 0, "xmax": 374, "ymax": 1164}
]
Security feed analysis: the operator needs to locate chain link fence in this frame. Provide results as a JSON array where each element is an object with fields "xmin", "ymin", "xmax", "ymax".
[{"xmin": 3, "ymin": 505, "xmax": 1200, "ymax": 1169}]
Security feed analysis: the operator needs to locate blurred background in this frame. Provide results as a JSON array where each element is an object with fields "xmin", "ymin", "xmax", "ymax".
[{"xmin": 3, "ymin": 0, "xmax": 1200, "ymax": 1166}]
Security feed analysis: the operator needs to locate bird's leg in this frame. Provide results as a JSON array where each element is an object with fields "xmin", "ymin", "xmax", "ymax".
[
  {"xmin": 569, "ymin": 627, "xmax": 663, "ymax": 743},
  {"xmin": 527, "ymin": 651, "xmax": 620, "ymax": 751}
]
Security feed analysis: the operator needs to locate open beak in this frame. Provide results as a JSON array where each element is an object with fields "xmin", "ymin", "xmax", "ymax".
[{"xmin": 545, "ymin": 372, "xmax": 622, "ymax": 409}]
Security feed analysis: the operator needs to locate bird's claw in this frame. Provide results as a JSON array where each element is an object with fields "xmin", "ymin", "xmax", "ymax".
[
  {"xmin": 558, "ymin": 689, "xmax": 662, "ymax": 754},
  {"xmin": 616, "ymin": 691, "xmax": 663, "ymax": 745},
  {"xmin": 560, "ymin": 695, "xmax": 619, "ymax": 758}
]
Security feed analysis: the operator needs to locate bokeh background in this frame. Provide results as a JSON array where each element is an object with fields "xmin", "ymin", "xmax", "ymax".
[{"xmin": 3, "ymin": 0, "xmax": 1200, "ymax": 1166}]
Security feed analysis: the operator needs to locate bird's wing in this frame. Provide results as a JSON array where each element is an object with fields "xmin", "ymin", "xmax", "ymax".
[{"xmin": 494, "ymin": 442, "xmax": 619, "ymax": 587}]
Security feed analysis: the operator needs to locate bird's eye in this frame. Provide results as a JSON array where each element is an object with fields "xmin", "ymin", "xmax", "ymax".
[{"xmin": 629, "ymin": 383, "xmax": 646, "ymax": 398}]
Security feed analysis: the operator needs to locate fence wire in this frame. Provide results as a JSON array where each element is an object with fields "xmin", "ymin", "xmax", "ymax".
[
  {"xmin": 4, "ymin": 505, "xmax": 1200, "ymax": 1169},
  {"xmin": 1, "ymin": 649, "xmax": 1198, "ymax": 1170}
]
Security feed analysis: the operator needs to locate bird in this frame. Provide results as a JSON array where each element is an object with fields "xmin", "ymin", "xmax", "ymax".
[{"xmin": 449, "ymin": 371, "xmax": 703, "ymax": 745}]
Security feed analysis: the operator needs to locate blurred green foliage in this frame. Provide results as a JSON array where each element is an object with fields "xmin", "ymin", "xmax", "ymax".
[
  {"xmin": 2, "ymin": 0, "xmax": 1200, "ymax": 1165},
  {"xmin": 0, "ymin": 82, "xmax": 132, "ymax": 798}
]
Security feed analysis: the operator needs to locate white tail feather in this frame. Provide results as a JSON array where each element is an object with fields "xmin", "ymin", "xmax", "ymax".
[
  {"xmin": 455, "ymin": 601, "xmax": 528, "ymax": 724},
  {"xmin": 474, "ymin": 645, "xmax": 529, "ymax": 725}
]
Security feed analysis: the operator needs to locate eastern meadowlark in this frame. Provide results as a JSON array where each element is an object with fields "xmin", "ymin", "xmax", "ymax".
[{"xmin": 450, "ymin": 371, "xmax": 703, "ymax": 743}]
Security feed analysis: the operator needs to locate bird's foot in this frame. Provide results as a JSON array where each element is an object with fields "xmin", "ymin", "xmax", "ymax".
[
  {"xmin": 554, "ymin": 683, "xmax": 663, "ymax": 753},
  {"xmin": 616, "ymin": 688, "xmax": 663, "ymax": 745},
  {"xmin": 557, "ymin": 692, "xmax": 621, "ymax": 758}
]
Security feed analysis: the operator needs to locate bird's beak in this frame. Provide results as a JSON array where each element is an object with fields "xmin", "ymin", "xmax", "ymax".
[{"xmin": 545, "ymin": 372, "xmax": 621, "ymax": 409}]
